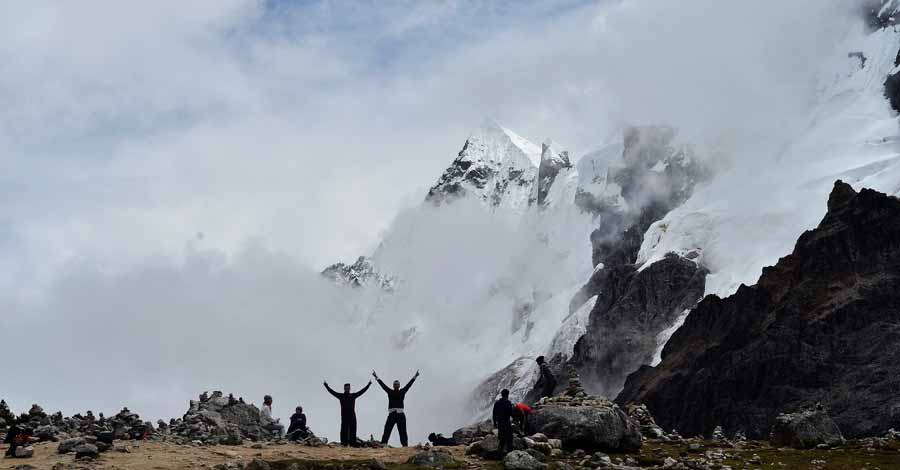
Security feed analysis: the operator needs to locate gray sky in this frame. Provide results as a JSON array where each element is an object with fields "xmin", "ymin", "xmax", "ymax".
[{"xmin": 0, "ymin": 0, "xmax": 861, "ymax": 443}]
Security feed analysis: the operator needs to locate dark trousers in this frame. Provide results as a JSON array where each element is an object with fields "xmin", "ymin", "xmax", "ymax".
[
  {"xmin": 540, "ymin": 381, "xmax": 556, "ymax": 398},
  {"xmin": 497, "ymin": 421, "xmax": 513, "ymax": 453},
  {"xmin": 381, "ymin": 411, "xmax": 408, "ymax": 446},
  {"xmin": 340, "ymin": 414, "xmax": 357, "ymax": 446}
]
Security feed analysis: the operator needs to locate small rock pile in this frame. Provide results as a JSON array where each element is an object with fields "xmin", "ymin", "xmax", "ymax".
[
  {"xmin": 624, "ymin": 404, "xmax": 665, "ymax": 439},
  {"xmin": 0, "ymin": 400, "xmax": 16, "ymax": 433}
]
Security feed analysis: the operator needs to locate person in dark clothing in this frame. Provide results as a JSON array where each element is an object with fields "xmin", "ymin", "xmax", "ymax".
[
  {"xmin": 324, "ymin": 380, "xmax": 371, "ymax": 446},
  {"xmin": 286, "ymin": 406, "xmax": 308, "ymax": 441},
  {"xmin": 535, "ymin": 356, "xmax": 557, "ymax": 399},
  {"xmin": 3, "ymin": 424, "xmax": 31, "ymax": 458},
  {"xmin": 492, "ymin": 389, "xmax": 514, "ymax": 455},
  {"xmin": 428, "ymin": 432, "xmax": 459, "ymax": 446},
  {"xmin": 372, "ymin": 369, "xmax": 419, "ymax": 446}
]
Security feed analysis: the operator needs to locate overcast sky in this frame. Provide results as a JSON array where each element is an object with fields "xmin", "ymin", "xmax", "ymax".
[{"xmin": 0, "ymin": 0, "xmax": 863, "ymax": 442}]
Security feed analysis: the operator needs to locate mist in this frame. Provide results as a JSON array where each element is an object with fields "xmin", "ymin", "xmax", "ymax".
[{"xmin": 0, "ymin": 0, "xmax": 869, "ymax": 443}]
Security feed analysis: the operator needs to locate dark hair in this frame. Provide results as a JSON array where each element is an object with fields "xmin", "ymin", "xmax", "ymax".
[
  {"xmin": 501, "ymin": 389, "xmax": 510, "ymax": 398},
  {"xmin": 428, "ymin": 433, "xmax": 437, "ymax": 441},
  {"xmin": 264, "ymin": 395, "xmax": 272, "ymax": 402},
  {"xmin": 344, "ymin": 383, "xmax": 351, "ymax": 388},
  {"xmin": 536, "ymin": 356, "xmax": 545, "ymax": 364},
  {"xmin": 296, "ymin": 406, "xmax": 303, "ymax": 412}
]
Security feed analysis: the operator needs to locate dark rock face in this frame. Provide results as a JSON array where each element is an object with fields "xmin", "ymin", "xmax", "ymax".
[
  {"xmin": 769, "ymin": 404, "xmax": 845, "ymax": 449},
  {"xmin": 536, "ymin": 142, "xmax": 571, "ymax": 206},
  {"xmin": 862, "ymin": 0, "xmax": 900, "ymax": 30},
  {"xmin": 563, "ymin": 126, "xmax": 708, "ymax": 399},
  {"xmin": 452, "ymin": 420, "xmax": 494, "ymax": 445},
  {"xmin": 618, "ymin": 181, "xmax": 900, "ymax": 439},
  {"xmin": 569, "ymin": 254, "xmax": 707, "ymax": 397}
]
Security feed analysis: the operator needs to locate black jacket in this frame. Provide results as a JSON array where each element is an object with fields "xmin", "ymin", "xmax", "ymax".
[
  {"xmin": 376, "ymin": 377, "xmax": 416, "ymax": 409},
  {"xmin": 325, "ymin": 383, "xmax": 371, "ymax": 417},
  {"xmin": 537, "ymin": 363, "xmax": 557, "ymax": 387},
  {"xmin": 492, "ymin": 398, "xmax": 513, "ymax": 427},
  {"xmin": 287, "ymin": 412, "xmax": 307, "ymax": 434}
]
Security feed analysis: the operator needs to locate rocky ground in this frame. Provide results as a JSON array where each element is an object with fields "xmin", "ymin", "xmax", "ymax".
[{"xmin": 3, "ymin": 435, "xmax": 899, "ymax": 470}]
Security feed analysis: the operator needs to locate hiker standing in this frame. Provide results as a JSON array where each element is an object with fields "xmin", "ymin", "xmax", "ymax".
[
  {"xmin": 535, "ymin": 356, "xmax": 557, "ymax": 399},
  {"xmin": 372, "ymin": 369, "xmax": 419, "ymax": 446},
  {"xmin": 493, "ymin": 389, "xmax": 514, "ymax": 455},
  {"xmin": 324, "ymin": 380, "xmax": 371, "ymax": 446}
]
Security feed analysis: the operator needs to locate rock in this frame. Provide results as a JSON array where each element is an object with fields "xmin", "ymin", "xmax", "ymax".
[
  {"xmin": 527, "ymin": 400, "xmax": 641, "ymax": 452},
  {"xmin": 769, "ymin": 405, "xmax": 845, "ymax": 449},
  {"xmin": 452, "ymin": 420, "xmax": 494, "ymax": 445},
  {"xmin": 368, "ymin": 459, "xmax": 387, "ymax": 470},
  {"xmin": 547, "ymin": 438, "xmax": 562, "ymax": 449},
  {"xmin": 503, "ymin": 450, "xmax": 547, "ymax": 470},
  {"xmin": 14, "ymin": 446, "xmax": 34, "ymax": 458},
  {"xmin": 74, "ymin": 443, "xmax": 99, "ymax": 459},
  {"xmin": 58, "ymin": 437, "xmax": 87, "ymax": 454},
  {"xmin": 617, "ymin": 183, "xmax": 900, "ymax": 438},
  {"xmin": 663, "ymin": 457, "xmax": 677, "ymax": 468},
  {"xmin": 530, "ymin": 433, "xmax": 548, "ymax": 442},
  {"xmin": 34, "ymin": 425, "xmax": 57, "ymax": 442},
  {"xmin": 465, "ymin": 435, "xmax": 502, "ymax": 460},
  {"xmin": 407, "ymin": 449, "xmax": 455, "ymax": 468},
  {"xmin": 246, "ymin": 458, "xmax": 272, "ymax": 470},
  {"xmin": 525, "ymin": 449, "xmax": 547, "ymax": 462}
]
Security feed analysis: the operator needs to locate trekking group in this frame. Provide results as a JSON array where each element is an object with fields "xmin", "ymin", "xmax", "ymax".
[
  {"xmin": 259, "ymin": 356, "xmax": 555, "ymax": 452},
  {"xmin": 6, "ymin": 357, "xmax": 555, "ymax": 457}
]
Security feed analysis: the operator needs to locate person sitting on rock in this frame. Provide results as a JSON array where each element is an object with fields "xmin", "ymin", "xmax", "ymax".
[
  {"xmin": 372, "ymin": 369, "xmax": 419, "ymax": 447},
  {"xmin": 324, "ymin": 380, "xmax": 371, "ymax": 446},
  {"xmin": 286, "ymin": 406, "xmax": 308, "ymax": 441},
  {"xmin": 260, "ymin": 395, "xmax": 284, "ymax": 438},
  {"xmin": 535, "ymin": 356, "xmax": 557, "ymax": 399},
  {"xmin": 428, "ymin": 432, "xmax": 459, "ymax": 446},
  {"xmin": 492, "ymin": 389, "xmax": 514, "ymax": 455},
  {"xmin": 512, "ymin": 402, "xmax": 532, "ymax": 434}
]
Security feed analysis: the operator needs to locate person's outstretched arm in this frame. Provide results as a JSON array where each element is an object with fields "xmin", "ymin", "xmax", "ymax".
[
  {"xmin": 373, "ymin": 371, "xmax": 391, "ymax": 393},
  {"xmin": 324, "ymin": 381, "xmax": 340, "ymax": 399},
  {"xmin": 353, "ymin": 381, "xmax": 372, "ymax": 398},
  {"xmin": 401, "ymin": 370, "xmax": 420, "ymax": 393}
]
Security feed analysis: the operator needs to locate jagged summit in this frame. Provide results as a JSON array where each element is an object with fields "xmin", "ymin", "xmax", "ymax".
[{"xmin": 426, "ymin": 119, "xmax": 543, "ymax": 213}]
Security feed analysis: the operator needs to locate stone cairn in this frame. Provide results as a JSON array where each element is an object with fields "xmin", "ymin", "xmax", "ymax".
[
  {"xmin": 163, "ymin": 391, "xmax": 325, "ymax": 446},
  {"xmin": 537, "ymin": 367, "xmax": 612, "ymax": 408}
]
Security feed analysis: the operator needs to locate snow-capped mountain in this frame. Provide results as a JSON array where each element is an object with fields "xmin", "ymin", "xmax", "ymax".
[
  {"xmin": 321, "ymin": 5, "xmax": 900, "ymax": 427},
  {"xmin": 427, "ymin": 120, "xmax": 542, "ymax": 214}
]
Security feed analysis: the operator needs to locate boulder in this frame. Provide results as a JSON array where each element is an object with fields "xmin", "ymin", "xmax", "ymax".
[
  {"xmin": 465, "ymin": 434, "xmax": 502, "ymax": 460},
  {"xmin": 407, "ymin": 449, "xmax": 455, "ymax": 468},
  {"xmin": 527, "ymin": 399, "xmax": 641, "ymax": 452},
  {"xmin": 452, "ymin": 420, "xmax": 494, "ymax": 444},
  {"xmin": 74, "ymin": 443, "xmax": 99, "ymax": 460},
  {"xmin": 58, "ymin": 437, "xmax": 86, "ymax": 454},
  {"xmin": 769, "ymin": 405, "xmax": 845, "ymax": 449},
  {"xmin": 14, "ymin": 446, "xmax": 34, "ymax": 458},
  {"xmin": 504, "ymin": 450, "xmax": 547, "ymax": 470},
  {"xmin": 245, "ymin": 459, "xmax": 272, "ymax": 470}
]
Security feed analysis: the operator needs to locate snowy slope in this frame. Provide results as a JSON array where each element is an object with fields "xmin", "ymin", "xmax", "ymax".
[{"xmin": 637, "ymin": 25, "xmax": 900, "ymax": 299}]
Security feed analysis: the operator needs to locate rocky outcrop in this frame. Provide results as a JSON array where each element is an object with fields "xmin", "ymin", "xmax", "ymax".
[
  {"xmin": 1, "ymin": 402, "xmax": 152, "ymax": 444},
  {"xmin": 452, "ymin": 420, "xmax": 494, "ymax": 445},
  {"xmin": 168, "ymin": 391, "xmax": 284, "ymax": 444},
  {"xmin": 526, "ymin": 372, "xmax": 641, "ymax": 452},
  {"xmin": 618, "ymin": 181, "xmax": 900, "ymax": 438},
  {"xmin": 321, "ymin": 256, "xmax": 395, "ymax": 291},
  {"xmin": 769, "ymin": 404, "xmax": 845, "ymax": 449},
  {"xmin": 569, "ymin": 254, "xmax": 706, "ymax": 397},
  {"xmin": 536, "ymin": 140, "xmax": 571, "ymax": 206}
]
